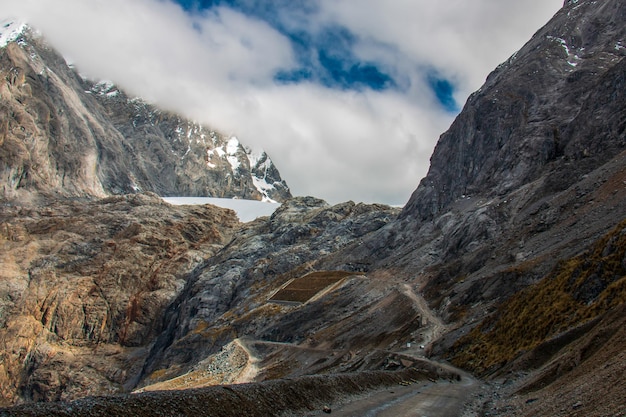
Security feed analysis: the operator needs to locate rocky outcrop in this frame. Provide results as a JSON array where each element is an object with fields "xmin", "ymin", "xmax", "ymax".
[
  {"xmin": 83, "ymin": 81, "xmax": 291, "ymax": 202},
  {"xmin": 137, "ymin": 197, "xmax": 402, "ymax": 386},
  {"xmin": 0, "ymin": 194, "xmax": 239, "ymax": 404},
  {"xmin": 0, "ymin": 26, "xmax": 291, "ymax": 203}
]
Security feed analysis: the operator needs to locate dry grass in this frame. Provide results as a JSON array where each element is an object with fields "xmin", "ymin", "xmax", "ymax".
[{"xmin": 450, "ymin": 219, "xmax": 626, "ymax": 374}]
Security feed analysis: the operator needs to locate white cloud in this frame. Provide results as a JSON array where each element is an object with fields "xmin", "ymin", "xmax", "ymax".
[
  {"xmin": 317, "ymin": 0, "xmax": 564, "ymax": 100},
  {"xmin": 3, "ymin": 0, "xmax": 563, "ymax": 205}
]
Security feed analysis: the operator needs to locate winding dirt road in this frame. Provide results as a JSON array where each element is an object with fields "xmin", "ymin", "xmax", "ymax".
[
  {"xmin": 238, "ymin": 279, "xmax": 480, "ymax": 416},
  {"xmin": 311, "ymin": 284, "xmax": 479, "ymax": 416},
  {"xmin": 399, "ymin": 283, "xmax": 448, "ymax": 350}
]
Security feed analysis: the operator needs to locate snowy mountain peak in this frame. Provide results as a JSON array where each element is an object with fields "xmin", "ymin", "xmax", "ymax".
[
  {"xmin": 247, "ymin": 148, "xmax": 279, "ymax": 203},
  {"xmin": 0, "ymin": 26, "xmax": 292, "ymax": 203},
  {"xmin": 0, "ymin": 19, "xmax": 27, "ymax": 48}
]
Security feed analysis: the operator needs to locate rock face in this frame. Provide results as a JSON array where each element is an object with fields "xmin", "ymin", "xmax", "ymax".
[
  {"xmin": 0, "ymin": 24, "xmax": 291, "ymax": 203},
  {"xmin": 404, "ymin": 0, "xmax": 625, "ymax": 221},
  {"xmin": 322, "ymin": 0, "xmax": 626, "ymax": 300},
  {"xmin": 137, "ymin": 197, "xmax": 403, "ymax": 387},
  {"xmin": 0, "ymin": 193, "xmax": 239, "ymax": 404}
]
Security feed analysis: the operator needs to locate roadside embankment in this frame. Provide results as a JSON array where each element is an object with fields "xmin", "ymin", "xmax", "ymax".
[{"xmin": 1, "ymin": 366, "xmax": 459, "ymax": 417}]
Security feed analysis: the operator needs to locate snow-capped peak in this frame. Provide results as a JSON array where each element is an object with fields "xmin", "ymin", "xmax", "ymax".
[
  {"xmin": 246, "ymin": 147, "xmax": 279, "ymax": 203},
  {"xmin": 0, "ymin": 19, "xmax": 27, "ymax": 48}
]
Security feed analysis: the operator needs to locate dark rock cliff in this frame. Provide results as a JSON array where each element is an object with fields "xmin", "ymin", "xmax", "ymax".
[
  {"xmin": 403, "ymin": 0, "xmax": 625, "ymax": 221},
  {"xmin": 322, "ymin": 0, "xmax": 626, "ymax": 287}
]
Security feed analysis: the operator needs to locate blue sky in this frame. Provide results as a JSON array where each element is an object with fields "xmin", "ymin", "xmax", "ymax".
[
  {"xmin": 172, "ymin": 0, "xmax": 456, "ymax": 110},
  {"xmin": 6, "ymin": 0, "xmax": 562, "ymax": 204}
]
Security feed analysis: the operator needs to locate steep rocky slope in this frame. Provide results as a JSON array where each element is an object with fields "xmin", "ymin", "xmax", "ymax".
[
  {"xmin": 136, "ymin": 197, "xmax": 405, "ymax": 388},
  {"xmin": 0, "ymin": 24, "xmax": 291, "ymax": 203},
  {"xmin": 0, "ymin": 194, "xmax": 239, "ymax": 404},
  {"xmin": 403, "ymin": 0, "xmax": 626, "ymax": 221},
  {"xmin": 488, "ymin": 303, "xmax": 626, "ymax": 417},
  {"xmin": 319, "ymin": 0, "xmax": 626, "ymax": 322}
]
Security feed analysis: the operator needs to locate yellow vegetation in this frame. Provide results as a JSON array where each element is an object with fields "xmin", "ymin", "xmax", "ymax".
[{"xmin": 451, "ymin": 219, "xmax": 626, "ymax": 374}]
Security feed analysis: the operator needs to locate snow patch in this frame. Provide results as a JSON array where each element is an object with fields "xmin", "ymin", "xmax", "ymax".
[
  {"xmin": 162, "ymin": 197, "xmax": 280, "ymax": 222},
  {"xmin": 89, "ymin": 80, "xmax": 123, "ymax": 97},
  {"xmin": 252, "ymin": 177, "xmax": 278, "ymax": 203},
  {"xmin": 547, "ymin": 36, "xmax": 582, "ymax": 67},
  {"xmin": 247, "ymin": 148, "xmax": 279, "ymax": 202},
  {"xmin": 226, "ymin": 137, "xmax": 241, "ymax": 171},
  {"xmin": 246, "ymin": 148, "xmax": 264, "ymax": 168},
  {"xmin": 0, "ymin": 19, "xmax": 27, "ymax": 48}
]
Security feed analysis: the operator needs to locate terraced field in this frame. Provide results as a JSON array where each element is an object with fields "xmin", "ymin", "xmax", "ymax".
[{"xmin": 269, "ymin": 271, "xmax": 357, "ymax": 303}]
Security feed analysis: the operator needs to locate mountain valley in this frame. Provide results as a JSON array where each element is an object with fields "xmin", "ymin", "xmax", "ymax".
[{"xmin": 1, "ymin": 0, "xmax": 625, "ymax": 416}]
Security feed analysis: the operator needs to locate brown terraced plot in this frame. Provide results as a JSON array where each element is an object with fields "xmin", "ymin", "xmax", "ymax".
[{"xmin": 269, "ymin": 271, "xmax": 356, "ymax": 303}]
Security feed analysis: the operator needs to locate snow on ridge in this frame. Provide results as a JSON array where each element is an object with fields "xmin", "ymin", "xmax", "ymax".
[
  {"xmin": 0, "ymin": 19, "xmax": 27, "ymax": 48},
  {"xmin": 86, "ymin": 80, "xmax": 122, "ymax": 97},
  {"xmin": 226, "ymin": 137, "xmax": 241, "ymax": 171},
  {"xmin": 252, "ymin": 177, "xmax": 278, "ymax": 203},
  {"xmin": 246, "ymin": 146, "xmax": 279, "ymax": 202}
]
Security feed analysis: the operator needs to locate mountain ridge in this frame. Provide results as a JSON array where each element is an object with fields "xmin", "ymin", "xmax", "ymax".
[
  {"xmin": 403, "ymin": 0, "xmax": 626, "ymax": 221},
  {"xmin": 0, "ymin": 22, "xmax": 291, "ymax": 203}
]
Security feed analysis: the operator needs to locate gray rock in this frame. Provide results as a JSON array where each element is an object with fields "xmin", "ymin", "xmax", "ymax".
[{"xmin": 0, "ymin": 30, "xmax": 291, "ymax": 202}]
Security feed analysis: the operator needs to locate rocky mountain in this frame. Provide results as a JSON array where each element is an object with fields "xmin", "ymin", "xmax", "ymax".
[
  {"xmin": 403, "ymin": 0, "xmax": 625, "ymax": 221},
  {"xmin": 0, "ymin": 0, "xmax": 625, "ymax": 415},
  {"xmin": 0, "ymin": 193, "xmax": 240, "ymax": 404},
  {"xmin": 0, "ymin": 21, "xmax": 291, "ymax": 203}
]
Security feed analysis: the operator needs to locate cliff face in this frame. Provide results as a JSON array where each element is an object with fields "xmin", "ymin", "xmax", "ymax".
[
  {"xmin": 316, "ymin": 0, "xmax": 626, "ymax": 287},
  {"xmin": 0, "ymin": 27, "xmax": 291, "ymax": 203},
  {"xmin": 403, "ymin": 0, "xmax": 625, "ymax": 221},
  {"xmin": 0, "ymin": 194, "xmax": 240, "ymax": 404}
]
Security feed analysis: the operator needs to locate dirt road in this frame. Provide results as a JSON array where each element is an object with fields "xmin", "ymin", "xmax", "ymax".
[
  {"xmin": 305, "ymin": 374, "xmax": 480, "ymax": 417},
  {"xmin": 398, "ymin": 283, "xmax": 448, "ymax": 356}
]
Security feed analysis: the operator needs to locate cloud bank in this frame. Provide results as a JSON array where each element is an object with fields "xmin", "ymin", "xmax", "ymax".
[{"xmin": 3, "ymin": 0, "xmax": 562, "ymax": 204}]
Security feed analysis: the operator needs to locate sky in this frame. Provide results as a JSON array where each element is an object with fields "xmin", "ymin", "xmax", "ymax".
[{"xmin": 3, "ymin": 0, "xmax": 563, "ymax": 205}]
